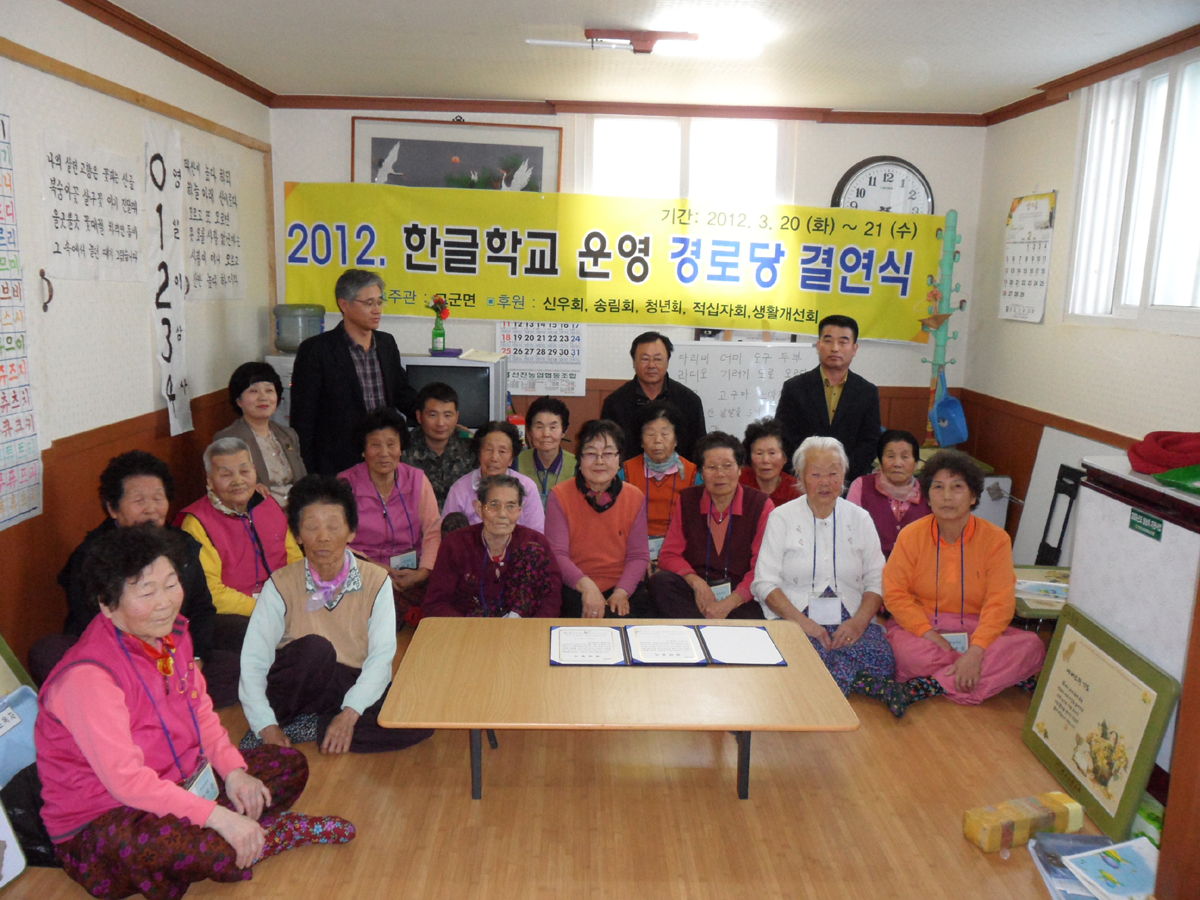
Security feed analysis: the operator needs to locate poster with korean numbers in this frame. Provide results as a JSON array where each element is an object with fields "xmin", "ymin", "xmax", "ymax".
[{"xmin": 496, "ymin": 320, "xmax": 585, "ymax": 396}]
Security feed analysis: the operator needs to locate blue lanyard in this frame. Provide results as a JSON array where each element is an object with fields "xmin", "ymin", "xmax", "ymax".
[
  {"xmin": 704, "ymin": 500, "xmax": 731, "ymax": 583},
  {"xmin": 113, "ymin": 621, "xmax": 205, "ymax": 781},
  {"xmin": 375, "ymin": 476, "xmax": 418, "ymax": 551},
  {"xmin": 238, "ymin": 513, "xmax": 270, "ymax": 592},
  {"xmin": 479, "ymin": 536, "xmax": 508, "ymax": 616},
  {"xmin": 644, "ymin": 465, "xmax": 678, "ymax": 537},
  {"xmin": 811, "ymin": 505, "xmax": 838, "ymax": 594},
  {"xmin": 534, "ymin": 450, "xmax": 564, "ymax": 501},
  {"xmin": 934, "ymin": 522, "xmax": 967, "ymax": 628}
]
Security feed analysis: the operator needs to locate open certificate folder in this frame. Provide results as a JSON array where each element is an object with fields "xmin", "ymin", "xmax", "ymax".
[
  {"xmin": 549, "ymin": 626, "xmax": 628, "ymax": 665},
  {"xmin": 699, "ymin": 626, "xmax": 785, "ymax": 665},
  {"xmin": 626, "ymin": 625, "xmax": 707, "ymax": 665}
]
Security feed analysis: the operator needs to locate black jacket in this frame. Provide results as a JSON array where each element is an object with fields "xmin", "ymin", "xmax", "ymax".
[
  {"xmin": 776, "ymin": 367, "xmax": 882, "ymax": 483},
  {"xmin": 60, "ymin": 520, "xmax": 217, "ymax": 659},
  {"xmin": 600, "ymin": 375, "xmax": 707, "ymax": 463},
  {"xmin": 289, "ymin": 321, "xmax": 417, "ymax": 475}
]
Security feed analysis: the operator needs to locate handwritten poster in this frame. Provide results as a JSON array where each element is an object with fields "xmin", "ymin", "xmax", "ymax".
[
  {"xmin": 145, "ymin": 121, "xmax": 192, "ymax": 434},
  {"xmin": 181, "ymin": 142, "xmax": 244, "ymax": 301},
  {"xmin": 1000, "ymin": 191, "xmax": 1055, "ymax": 323},
  {"xmin": 496, "ymin": 320, "xmax": 585, "ymax": 396},
  {"xmin": 0, "ymin": 114, "xmax": 44, "ymax": 531}
]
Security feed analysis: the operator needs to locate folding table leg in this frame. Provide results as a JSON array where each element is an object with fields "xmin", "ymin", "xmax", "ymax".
[
  {"xmin": 486, "ymin": 729, "xmax": 499, "ymax": 749},
  {"xmin": 469, "ymin": 729, "xmax": 483, "ymax": 799},
  {"xmin": 735, "ymin": 731, "xmax": 752, "ymax": 799}
]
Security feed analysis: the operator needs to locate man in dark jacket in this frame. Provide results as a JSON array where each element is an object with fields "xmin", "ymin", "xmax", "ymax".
[
  {"xmin": 290, "ymin": 269, "xmax": 417, "ymax": 475},
  {"xmin": 600, "ymin": 331, "xmax": 706, "ymax": 462},
  {"xmin": 776, "ymin": 315, "xmax": 882, "ymax": 484}
]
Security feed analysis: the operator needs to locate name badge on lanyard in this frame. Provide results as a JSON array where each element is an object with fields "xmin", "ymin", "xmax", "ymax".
[
  {"xmin": 391, "ymin": 550, "xmax": 418, "ymax": 570},
  {"xmin": 183, "ymin": 759, "xmax": 219, "ymax": 801},
  {"xmin": 648, "ymin": 535, "xmax": 665, "ymax": 562},
  {"xmin": 807, "ymin": 586, "xmax": 843, "ymax": 626},
  {"xmin": 710, "ymin": 580, "xmax": 732, "ymax": 601}
]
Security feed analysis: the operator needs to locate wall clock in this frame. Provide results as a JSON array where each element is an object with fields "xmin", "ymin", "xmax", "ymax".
[{"xmin": 831, "ymin": 156, "xmax": 934, "ymax": 215}]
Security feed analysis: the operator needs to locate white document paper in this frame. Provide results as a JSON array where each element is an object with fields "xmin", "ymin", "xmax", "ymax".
[
  {"xmin": 699, "ymin": 626, "xmax": 784, "ymax": 666},
  {"xmin": 626, "ymin": 625, "xmax": 705, "ymax": 664},
  {"xmin": 550, "ymin": 626, "xmax": 625, "ymax": 665}
]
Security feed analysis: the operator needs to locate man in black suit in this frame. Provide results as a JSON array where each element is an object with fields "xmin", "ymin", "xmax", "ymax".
[
  {"xmin": 776, "ymin": 314, "xmax": 881, "ymax": 483},
  {"xmin": 289, "ymin": 269, "xmax": 417, "ymax": 475},
  {"xmin": 600, "ymin": 331, "xmax": 706, "ymax": 462}
]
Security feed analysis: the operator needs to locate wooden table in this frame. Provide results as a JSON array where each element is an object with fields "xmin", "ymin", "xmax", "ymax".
[{"xmin": 378, "ymin": 617, "xmax": 858, "ymax": 799}]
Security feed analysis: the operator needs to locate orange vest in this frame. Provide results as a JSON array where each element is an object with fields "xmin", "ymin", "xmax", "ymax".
[
  {"xmin": 623, "ymin": 455, "xmax": 696, "ymax": 536},
  {"xmin": 550, "ymin": 481, "xmax": 645, "ymax": 592}
]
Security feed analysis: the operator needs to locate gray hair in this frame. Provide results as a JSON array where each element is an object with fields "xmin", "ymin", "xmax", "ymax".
[
  {"xmin": 203, "ymin": 437, "xmax": 251, "ymax": 474},
  {"xmin": 475, "ymin": 473, "xmax": 526, "ymax": 506},
  {"xmin": 335, "ymin": 268, "xmax": 385, "ymax": 305},
  {"xmin": 792, "ymin": 436, "xmax": 849, "ymax": 477}
]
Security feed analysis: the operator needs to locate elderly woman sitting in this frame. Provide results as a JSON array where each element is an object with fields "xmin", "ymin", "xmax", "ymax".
[
  {"xmin": 214, "ymin": 361, "xmax": 306, "ymax": 507},
  {"xmin": 36, "ymin": 525, "xmax": 353, "ymax": 900},
  {"xmin": 649, "ymin": 432, "xmax": 772, "ymax": 619},
  {"xmin": 622, "ymin": 400, "xmax": 698, "ymax": 561},
  {"xmin": 339, "ymin": 409, "xmax": 441, "ymax": 617},
  {"xmin": 424, "ymin": 474, "xmax": 562, "ymax": 617},
  {"xmin": 443, "ymin": 421, "xmax": 545, "ymax": 532},
  {"xmin": 545, "ymin": 419, "xmax": 653, "ymax": 618},
  {"xmin": 848, "ymin": 429, "xmax": 932, "ymax": 557},
  {"xmin": 516, "ymin": 395, "xmax": 577, "ymax": 508},
  {"xmin": 177, "ymin": 437, "xmax": 302, "ymax": 652},
  {"xmin": 739, "ymin": 418, "xmax": 801, "ymax": 507},
  {"xmin": 239, "ymin": 474, "xmax": 433, "ymax": 754},
  {"xmin": 874, "ymin": 450, "xmax": 1045, "ymax": 716},
  {"xmin": 752, "ymin": 436, "xmax": 895, "ymax": 697}
]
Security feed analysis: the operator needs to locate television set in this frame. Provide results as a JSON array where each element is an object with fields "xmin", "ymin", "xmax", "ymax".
[{"xmin": 400, "ymin": 355, "xmax": 509, "ymax": 431}]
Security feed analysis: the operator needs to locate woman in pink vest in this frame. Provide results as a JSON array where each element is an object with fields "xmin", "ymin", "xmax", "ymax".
[
  {"xmin": 847, "ymin": 429, "xmax": 932, "ymax": 557},
  {"xmin": 544, "ymin": 419, "xmax": 654, "ymax": 618},
  {"xmin": 177, "ymin": 437, "xmax": 303, "ymax": 653},
  {"xmin": 649, "ymin": 432, "xmax": 773, "ymax": 619},
  {"xmin": 36, "ymin": 525, "xmax": 353, "ymax": 900}
]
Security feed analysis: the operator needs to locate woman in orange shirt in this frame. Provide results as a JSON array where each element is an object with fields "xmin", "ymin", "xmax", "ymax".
[
  {"xmin": 866, "ymin": 450, "xmax": 1045, "ymax": 716},
  {"xmin": 621, "ymin": 401, "xmax": 698, "ymax": 565}
]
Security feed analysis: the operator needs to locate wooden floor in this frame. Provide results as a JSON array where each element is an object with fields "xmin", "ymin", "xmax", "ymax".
[{"xmin": 14, "ymin": 629, "xmax": 1078, "ymax": 900}]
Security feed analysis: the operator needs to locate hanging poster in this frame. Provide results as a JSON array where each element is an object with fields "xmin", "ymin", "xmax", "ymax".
[
  {"xmin": 145, "ymin": 121, "xmax": 192, "ymax": 434},
  {"xmin": 284, "ymin": 183, "xmax": 945, "ymax": 342},
  {"xmin": 496, "ymin": 320, "xmax": 585, "ymax": 396},
  {"xmin": 0, "ymin": 114, "xmax": 44, "ymax": 531},
  {"xmin": 1000, "ymin": 191, "xmax": 1055, "ymax": 323},
  {"xmin": 181, "ymin": 141, "xmax": 244, "ymax": 301},
  {"xmin": 39, "ymin": 133, "xmax": 144, "ymax": 282}
]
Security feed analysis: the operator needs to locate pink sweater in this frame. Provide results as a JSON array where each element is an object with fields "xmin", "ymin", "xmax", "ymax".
[{"xmin": 37, "ymin": 615, "xmax": 245, "ymax": 841}]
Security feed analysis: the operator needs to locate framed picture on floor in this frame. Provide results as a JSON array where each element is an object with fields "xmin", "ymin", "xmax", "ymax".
[
  {"xmin": 1023, "ymin": 606, "xmax": 1180, "ymax": 839},
  {"xmin": 351, "ymin": 117, "xmax": 562, "ymax": 192}
]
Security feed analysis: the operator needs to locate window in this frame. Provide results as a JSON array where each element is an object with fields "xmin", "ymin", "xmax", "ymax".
[
  {"xmin": 591, "ymin": 116, "xmax": 681, "ymax": 198},
  {"xmin": 1069, "ymin": 50, "xmax": 1200, "ymax": 325},
  {"xmin": 688, "ymin": 118, "xmax": 778, "ymax": 205}
]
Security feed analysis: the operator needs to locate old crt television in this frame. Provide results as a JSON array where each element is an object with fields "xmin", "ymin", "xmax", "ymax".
[{"xmin": 400, "ymin": 355, "xmax": 509, "ymax": 431}]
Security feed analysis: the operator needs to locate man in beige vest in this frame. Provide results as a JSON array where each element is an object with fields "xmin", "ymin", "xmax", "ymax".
[{"xmin": 238, "ymin": 474, "xmax": 432, "ymax": 754}]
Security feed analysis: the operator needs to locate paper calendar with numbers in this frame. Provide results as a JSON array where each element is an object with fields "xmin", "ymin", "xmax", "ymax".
[
  {"xmin": 496, "ymin": 321, "xmax": 586, "ymax": 396},
  {"xmin": 1000, "ymin": 191, "xmax": 1055, "ymax": 323}
]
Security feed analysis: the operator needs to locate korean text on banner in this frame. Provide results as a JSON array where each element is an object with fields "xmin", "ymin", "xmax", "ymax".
[{"xmin": 284, "ymin": 184, "xmax": 944, "ymax": 342}]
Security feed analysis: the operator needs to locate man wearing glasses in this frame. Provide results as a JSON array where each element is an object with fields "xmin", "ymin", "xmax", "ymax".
[
  {"xmin": 600, "ymin": 331, "xmax": 707, "ymax": 462},
  {"xmin": 291, "ymin": 269, "xmax": 417, "ymax": 475}
]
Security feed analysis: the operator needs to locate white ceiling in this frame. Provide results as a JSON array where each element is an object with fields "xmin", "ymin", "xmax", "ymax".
[{"xmin": 113, "ymin": 0, "xmax": 1200, "ymax": 113}]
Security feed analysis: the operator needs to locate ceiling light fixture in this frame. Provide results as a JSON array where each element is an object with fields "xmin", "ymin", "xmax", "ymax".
[{"xmin": 525, "ymin": 29, "xmax": 699, "ymax": 55}]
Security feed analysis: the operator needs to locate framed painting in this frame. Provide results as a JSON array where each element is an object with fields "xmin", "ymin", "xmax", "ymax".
[
  {"xmin": 351, "ymin": 117, "xmax": 561, "ymax": 192},
  {"xmin": 1023, "ymin": 605, "xmax": 1180, "ymax": 840}
]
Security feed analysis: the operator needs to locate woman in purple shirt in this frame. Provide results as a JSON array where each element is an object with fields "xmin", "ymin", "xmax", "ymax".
[{"xmin": 847, "ymin": 429, "xmax": 931, "ymax": 557}]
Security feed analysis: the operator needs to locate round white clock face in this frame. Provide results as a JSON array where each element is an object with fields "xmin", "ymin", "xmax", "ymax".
[{"xmin": 831, "ymin": 156, "xmax": 934, "ymax": 215}]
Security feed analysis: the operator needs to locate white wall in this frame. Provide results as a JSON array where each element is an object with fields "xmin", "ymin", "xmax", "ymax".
[
  {"xmin": 968, "ymin": 96, "xmax": 1200, "ymax": 438},
  {"xmin": 2, "ymin": 0, "xmax": 272, "ymax": 442},
  {"xmin": 270, "ymin": 108, "xmax": 986, "ymax": 385}
]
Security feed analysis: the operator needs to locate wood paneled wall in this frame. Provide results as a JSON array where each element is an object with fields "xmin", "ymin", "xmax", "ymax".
[{"xmin": 0, "ymin": 391, "xmax": 235, "ymax": 666}]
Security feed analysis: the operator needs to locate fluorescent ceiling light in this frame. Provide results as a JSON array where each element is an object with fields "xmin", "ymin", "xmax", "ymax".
[{"xmin": 525, "ymin": 39, "xmax": 633, "ymax": 51}]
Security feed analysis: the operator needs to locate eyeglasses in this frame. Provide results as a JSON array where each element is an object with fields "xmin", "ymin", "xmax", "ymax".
[
  {"xmin": 580, "ymin": 451, "xmax": 620, "ymax": 463},
  {"xmin": 354, "ymin": 298, "xmax": 385, "ymax": 310},
  {"xmin": 703, "ymin": 463, "xmax": 738, "ymax": 474},
  {"xmin": 484, "ymin": 501, "xmax": 521, "ymax": 513}
]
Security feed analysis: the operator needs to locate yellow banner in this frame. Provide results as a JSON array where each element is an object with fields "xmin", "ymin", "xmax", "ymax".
[{"xmin": 283, "ymin": 183, "xmax": 944, "ymax": 341}]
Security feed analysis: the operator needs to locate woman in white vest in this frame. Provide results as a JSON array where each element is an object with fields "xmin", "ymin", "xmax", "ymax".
[{"xmin": 238, "ymin": 474, "xmax": 433, "ymax": 754}]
